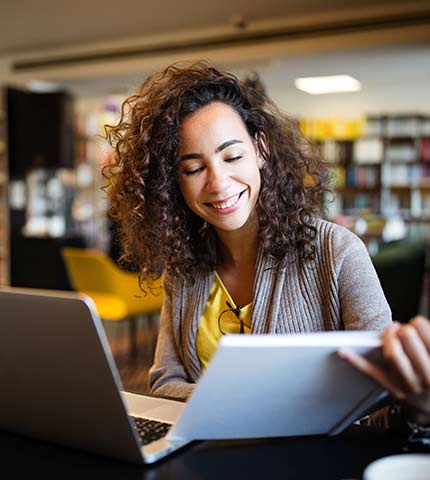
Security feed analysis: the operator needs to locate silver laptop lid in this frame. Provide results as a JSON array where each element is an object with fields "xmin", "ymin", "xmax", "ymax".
[{"xmin": 0, "ymin": 287, "xmax": 144, "ymax": 464}]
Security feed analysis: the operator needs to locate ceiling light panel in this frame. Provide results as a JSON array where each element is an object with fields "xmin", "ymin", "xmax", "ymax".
[{"xmin": 294, "ymin": 75, "xmax": 361, "ymax": 94}]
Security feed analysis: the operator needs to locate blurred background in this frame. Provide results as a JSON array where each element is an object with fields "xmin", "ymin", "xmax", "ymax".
[{"xmin": 0, "ymin": 1, "xmax": 429, "ymax": 366}]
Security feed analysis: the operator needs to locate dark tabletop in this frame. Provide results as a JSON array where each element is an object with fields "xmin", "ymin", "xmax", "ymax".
[{"xmin": 2, "ymin": 425, "xmax": 426, "ymax": 479}]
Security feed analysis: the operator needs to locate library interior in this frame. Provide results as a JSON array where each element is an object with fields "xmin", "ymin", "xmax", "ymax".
[{"xmin": 0, "ymin": 1, "xmax": 430, "ymax": 476}]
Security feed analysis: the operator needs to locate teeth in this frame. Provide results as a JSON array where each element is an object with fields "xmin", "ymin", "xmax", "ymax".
[{"xmin": 211, "ymin": 193, "xmax": 240, "ymax": 210}]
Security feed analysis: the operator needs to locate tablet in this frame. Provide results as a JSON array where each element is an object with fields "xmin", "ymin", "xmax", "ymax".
[{"xmin": 169, "ymin": 331, "xmax": 387, "ymax": 440}]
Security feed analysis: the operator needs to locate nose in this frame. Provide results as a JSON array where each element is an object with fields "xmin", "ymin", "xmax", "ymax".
[{"xmin": 206, "ymin": 164, "xmax": 230, "ymax": 193}]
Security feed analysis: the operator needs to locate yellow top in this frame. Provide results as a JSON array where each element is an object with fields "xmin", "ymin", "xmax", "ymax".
[{"xmin": 196, "ymin": 272, "xmax": 252, "ymax": 370}]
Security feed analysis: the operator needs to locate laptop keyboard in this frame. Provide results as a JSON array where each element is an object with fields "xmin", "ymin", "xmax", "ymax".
[{"xmin": 130, "ymin": 416, "xmax": 172, "ymax": 446}]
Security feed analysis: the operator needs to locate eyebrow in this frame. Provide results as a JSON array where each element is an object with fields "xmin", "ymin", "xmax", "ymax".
[{"xmin": 180, "ymin": 139, "xmax": 243, "ymax": 161}]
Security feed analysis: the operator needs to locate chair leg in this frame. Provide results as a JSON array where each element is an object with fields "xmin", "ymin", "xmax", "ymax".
[{"xmin": 129, "ymin": 316, "xmax": 138, "ymax": 360}]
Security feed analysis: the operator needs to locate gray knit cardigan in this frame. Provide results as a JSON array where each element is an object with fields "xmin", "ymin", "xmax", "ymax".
[{"xmin": 149, "ymin": 219, "xmax": 392, "ymax": 399}]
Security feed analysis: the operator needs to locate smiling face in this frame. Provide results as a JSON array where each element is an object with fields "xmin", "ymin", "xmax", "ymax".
[{"xmin": 178, "ymin": 102, "xmax": 263, "ymax": 236}]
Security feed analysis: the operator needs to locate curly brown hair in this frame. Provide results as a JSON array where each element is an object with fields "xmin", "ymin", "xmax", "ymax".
[{"xmin": 104, "ymin": 60, "xmax": 332, "ymax": 286}]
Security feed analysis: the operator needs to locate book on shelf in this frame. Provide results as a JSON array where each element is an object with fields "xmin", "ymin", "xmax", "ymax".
[
  {"xmin": 342, "ymin": 193, "xmax": 380, "ymax": 212},
  {"xmin": 420, "ymin": 137, "xmax": 430, "ymax": 162},
  {"xmin": 422, "ymin": 117, "xmax": 430, "ymax": 136},
  {"xmin": 363, "ymin": 116, "xmax": 385, "ymax": 137},
  {"xmin": 353, "ymin": 138, "xmax": 384, "ymax": 164},
  {"xmin": 345, "ymin": 166, "xmax": 379, "ymax": 188},
  {"xmin": 333, "ymin": 165, "xmax": 346, "ymax": 189},
  {"xmin": 411, "ymin": 189, "xmax": 430, "ymax": 218},
  {"xmin": 356, "ymin": 166, "xmax": 379, "ymax": 188},
  {"xmin": 385, "ymin": 142, "xmax": 418, "ymax": 163},
  {"xmin": 385, "ymin": 115, "xmax": 423, "ymax": 138}
]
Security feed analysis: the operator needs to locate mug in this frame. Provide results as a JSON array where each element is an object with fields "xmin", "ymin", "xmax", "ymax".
[{"xmin": 363, "ymin": 454, "xmax": 430, "ymax": 480}]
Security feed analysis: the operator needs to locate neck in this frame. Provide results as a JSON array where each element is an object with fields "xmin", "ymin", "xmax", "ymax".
[{"xmin": 215, "ymin": 216, "xmax": 259, "ymax": 270}]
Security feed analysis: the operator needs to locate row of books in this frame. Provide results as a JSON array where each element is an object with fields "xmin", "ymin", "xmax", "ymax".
[
  {"xmin": 381, "ymin": 163, "xmax": 430, "ymax": 187},
  {"xmin": 364, "ymin": 115, "xmax": 430, "ymax": 138},
  {"xmin": 411, "ymin": 190, "xmax": 430, "ymax": 217},
  {"xmin": 304, "ymin": 115, "xmax": 430, "ymax": 143},
  {"xmin": 328, "ymin": 165, "xmax": 428, "ymax": 190},
  {"xmin": 352, "ymin": 138, "xmax": 383, "ymax": 164},
  {"xmin": 300, "ymin": 118, "xmax": 365, "ymax": 141},
  {"xmin": 320, "ymin": 137, "xmax": 430, "ymax": 165},
  {"xmin": 334, "ymin": 165, "xmax": 380, "ymax": 188},
  {"xmin": 381, "ymin": 190, "xmax": 430, "ymax": 217},
  {"xmin": 385, "ymin": 141, "xmax": 423, "ymax": 163},
  {"xmin": 318, "ymin": 139, "xmax": 351, "ymax": 164},
  {"xmin": 342, "ymin": 193, "xmax": 380, "ymax": 212},
  {"xmin": 407, "ymin": 221, "xmax": 430, "ymax": 239}
]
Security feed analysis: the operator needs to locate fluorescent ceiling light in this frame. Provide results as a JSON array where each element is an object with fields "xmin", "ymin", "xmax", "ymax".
[
  {"xmin": 27, "ymin": 80, "xmax": 62, "ymax": 92},
  {"xmin": 294, "ymin": 75, "xmax": 361, "ymax": 95}
]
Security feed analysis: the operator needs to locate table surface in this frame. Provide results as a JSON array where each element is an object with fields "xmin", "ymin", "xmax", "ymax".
[{"xmin": 2, "ymin": 425, "xmax": 427, "ymax": 479}]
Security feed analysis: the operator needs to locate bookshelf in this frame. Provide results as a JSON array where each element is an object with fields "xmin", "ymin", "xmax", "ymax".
[
  {"xmin": 0, "ymin": 88, "xmax": 9, "ymax": 285},
  {"xmin": 380, "ymin": 114, "xmax": 430, "ymax": 240},
  {"xmin": 72, "ymin": 101, "xmax": 119, "ymax": 252},
  {"xmin": 302, "ymin": 114, "xmax": 430, "ymax": 246}
]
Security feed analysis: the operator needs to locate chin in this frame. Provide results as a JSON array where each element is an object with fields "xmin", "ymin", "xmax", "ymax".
[{"xmin": 213, "ymin": 217, "xmax": 253, "ymax": 233}]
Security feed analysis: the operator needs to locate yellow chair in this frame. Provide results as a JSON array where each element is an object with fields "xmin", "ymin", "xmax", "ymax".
[{"xmin": 61, "ymin": 247, "xmax": 163, "ymax": 358}]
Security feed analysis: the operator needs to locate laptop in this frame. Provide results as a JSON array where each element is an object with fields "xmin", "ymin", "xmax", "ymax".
[
  {"xmin": 0, "ymin": 287, "xmax": 387, "ymax": 465},
  {"xmin": 0, "ymin": 287, "xmax": 191, "ymax": 464}
]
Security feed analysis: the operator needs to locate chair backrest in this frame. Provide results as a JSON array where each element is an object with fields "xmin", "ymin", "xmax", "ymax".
[
  {"xmin": 62, "ymin": 247, "xmax": 128, "ymax": 293},
  {"xmin": 61, "ymin": 247, "xmax": 163, "ymax": 314},
  {"xmin": 371, "ymin": 239, "xmax": 428, "ymax": 323}
]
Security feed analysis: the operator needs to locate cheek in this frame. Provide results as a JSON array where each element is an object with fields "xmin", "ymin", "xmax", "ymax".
[
  {"xmin": 251, "ymin": 167, "xmax": 262, "ymax": 192},
  {"xmin": 255, "ymin": 177, "xmax": 262, "ymax": 199}
]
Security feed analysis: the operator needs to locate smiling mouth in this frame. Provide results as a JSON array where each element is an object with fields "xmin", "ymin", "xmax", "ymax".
[{"xmin": 205, "ymin": 190, "xmax": 247, "ymax": 210}]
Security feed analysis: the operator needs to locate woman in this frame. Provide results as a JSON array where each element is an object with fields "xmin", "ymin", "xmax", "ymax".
[{"xmin": 106, "ymin": 61, "xmax": 429, "ymax": 428}]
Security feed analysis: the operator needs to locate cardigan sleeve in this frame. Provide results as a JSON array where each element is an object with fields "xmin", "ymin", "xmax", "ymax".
[
  {"xmin": 334, "ymin": 227, "xmax": 392, "ymax": 331},
  {"xmin": 331, "ymin": 226, "xmax": 394, "ymax": 428},
  {"xmin": 148, "ymin": 280, "xmax": 196, "ymax": 400}
]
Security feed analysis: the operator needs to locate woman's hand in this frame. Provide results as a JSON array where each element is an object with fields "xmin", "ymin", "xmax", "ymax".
[{"xmin": 338, "ymin": 316, "xmax": 430, "ymax": 423}]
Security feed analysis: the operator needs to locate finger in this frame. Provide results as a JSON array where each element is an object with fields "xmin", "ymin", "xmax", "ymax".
[
  {"xmin": 397, "ymin": 324, "xmax": 430, "ymax": 388},
  {"xmin": 383, "ymin": 324, "xmax": 423, "ymax": 394},
  {"xmin": 383, "ymin": 321, "xmax": 400, "ymax": 336},
  {"xmin": 381, "ymin": 321, "xmax": 400, "ymax": 343},
  {"xmin": 410, "ymin": 316, "xmax": 430, "ymax": 351},
  {"xmin": 337, "ymin": 347, "xmax": 406, "ymax": 400}
]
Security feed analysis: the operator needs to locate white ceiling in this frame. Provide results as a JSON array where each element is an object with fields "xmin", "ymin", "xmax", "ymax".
[
  {"xmin": 0, "ymin": 0, "xmax": 411, "ymax": 53},
  {"xmin": 2, "ymin": 0, "xmax": 430, "ymax": 117},
  {"xmin": 65, "ymin": 43, "xmax": 430, "ymax": 118}
]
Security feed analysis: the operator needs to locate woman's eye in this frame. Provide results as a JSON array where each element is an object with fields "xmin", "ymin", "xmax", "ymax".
[
  {"xmin": 184, "ymin": 166, "xmax": 203, "ymax": 176},
  {"xmin": 225, "ymin": 155, "xmax": 242, "ymax": 163}
]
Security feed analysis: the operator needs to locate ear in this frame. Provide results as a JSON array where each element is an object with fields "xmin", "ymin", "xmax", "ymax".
[{"xmin": 254, "ymin": 131, "xmax": 269, "ymax": 169}]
